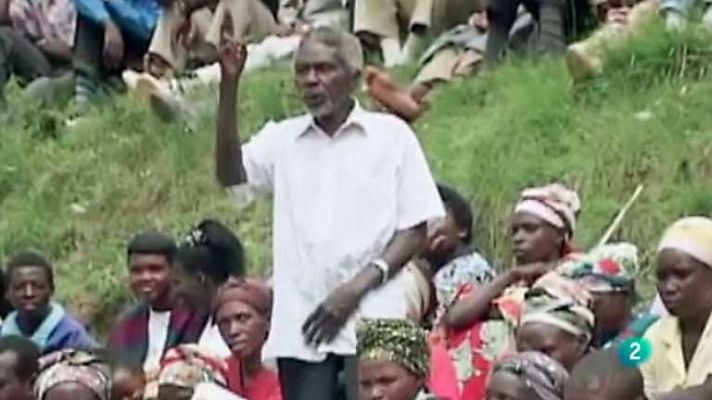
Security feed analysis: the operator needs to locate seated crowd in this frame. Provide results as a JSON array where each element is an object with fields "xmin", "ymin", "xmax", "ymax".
[{"xmin": 0, "ymin": 0, "xmax": 710, "ymax": 399}]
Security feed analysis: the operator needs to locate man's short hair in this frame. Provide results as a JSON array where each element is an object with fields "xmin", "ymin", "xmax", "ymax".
[
  {"xmin": 566, "ymin": 347, "xmax": 644, "ymax": 399},
  {"xmin": 127, "ymin": 231, "xmax": 177, "ymax": 265},
  {"xmin": 0, "ymin": 335, "xmax": 40, "ymax": 381},
  {"xmin": 298, "ymin": 27, "xmax": 364, "ymax": 75},
  {"xmin": 437, "ymin": 183, "xmax": 474, "ymax": 243},
  {"xmin": 5, "ymin": 251, "xmax": 54, "ymax": 290}
]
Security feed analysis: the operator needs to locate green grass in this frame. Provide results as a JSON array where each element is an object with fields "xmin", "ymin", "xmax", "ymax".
[{"xmin": 1, "ymin": 21, "xmax": 712, "ymax": 334}]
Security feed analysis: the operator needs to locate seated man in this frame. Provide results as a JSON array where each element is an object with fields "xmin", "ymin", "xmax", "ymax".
[
  {"xmin": 1, "ymin": 251, "xmax": 97, "ymax": 354},
  {"xmin": 640, "ymin": 217, "xmax": 712, "ymax": 399},
  {"xmin": 0, "ymin": 0, "xmax": 75, "ymax": 102},
  {"xmin": 108, "ymin": 232, "xmax": 209, "ymax": 380},
  {"xmin": 72, "ymin": 0, "xmax": 159, "ymax": 107},
  {"xmin": 357, "ymin": 318, "xmax": 436, "ymax": 400},
  {"xmin": 213, "ymin": 277, "xmax": 282, "ymax": 399},
  {"xmin": 0, "ymin": 335, "xmax": 41, "ymax": 400},
  {"xmin": 564, "ymin": 346, "xmax": 646, "ymax": 400},
  {"xmin": 354, "ymin": 0, "xmax": 484, "ymax": 66}
]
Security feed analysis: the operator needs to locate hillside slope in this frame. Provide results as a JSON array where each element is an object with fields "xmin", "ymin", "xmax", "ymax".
[{"xmin": 1, "ymin": 23, "xmax": 711, "ymax": 331}]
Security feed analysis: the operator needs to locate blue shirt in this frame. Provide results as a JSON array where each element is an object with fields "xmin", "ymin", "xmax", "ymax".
[{"xmin": 74, "ymin": 0, "xmax": 159, "ymax": 41}]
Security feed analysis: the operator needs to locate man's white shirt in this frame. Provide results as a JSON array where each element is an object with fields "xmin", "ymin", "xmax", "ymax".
[{"xmin": 228, "ymin": 102, "xmax": 445, "ymax": 361}]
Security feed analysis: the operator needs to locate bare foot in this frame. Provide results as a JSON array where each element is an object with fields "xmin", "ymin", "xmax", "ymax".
[{"xmin": 365, "ymin": 66, "xmax": 423, "ymax": 123}]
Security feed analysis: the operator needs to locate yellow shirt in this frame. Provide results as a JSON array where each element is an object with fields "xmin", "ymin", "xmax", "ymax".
[{"xmin": 641, "ymin": 311, "xmax": 712, "ymax": 396}]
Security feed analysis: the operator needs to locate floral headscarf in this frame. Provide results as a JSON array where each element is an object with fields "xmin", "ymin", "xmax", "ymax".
[
  {"xmin": 35, "ymin": 349, "xmax": 111, "ymax": 400},
  {"xmin": 357, "ymin": 319, "xmax": 430, "ymax": 378},
  {"xmin": 492, "ymin": 351, "xmax": 569, "ymax": 400},
  {"xmin": 557, "ymin": 243, "xmax": 638, "ymax": 293}
]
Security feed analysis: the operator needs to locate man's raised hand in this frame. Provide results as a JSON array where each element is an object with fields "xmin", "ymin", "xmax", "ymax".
[{"xmin": 218, "ymin": 41, "xmax": 247, "ymax": 81}]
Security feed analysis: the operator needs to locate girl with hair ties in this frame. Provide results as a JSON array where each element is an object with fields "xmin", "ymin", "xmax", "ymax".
[
  {"xmin": 176, "ymin": 219, "xmax": 246, "ymax": 359},
  {"xmin": 429, "ymin": 183, "xmax": 582, "ymax": 399}
]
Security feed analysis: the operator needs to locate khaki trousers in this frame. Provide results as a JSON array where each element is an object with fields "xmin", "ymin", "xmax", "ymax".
[
  {"xmin": 149, "ymin": 0, "xmax": 277, "ymax": 72},
  {"xmin": 354, "ymin": 0, "xmax": 483, "ymax": 39},
  {"xmin": 415, "ymin": 46, "xmax": 483, "ymax": 83}
]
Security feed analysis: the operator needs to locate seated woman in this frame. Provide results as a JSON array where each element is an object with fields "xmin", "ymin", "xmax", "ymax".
[
  {"xmin": 516, "ymin": 273, "xmax": 594, "ymax": 371},
  {"xmin": 357, "ymin": 318, "xmax": 436, "ymax": 400},
  {"xmin": 640, "ymin": 217, "xmax": 712, "ymax": 398},
  {"xmin": 34, "ymin": 348, "xmax": 146, "ymax": 400},
  {"xmin": 486, "ymin": 351, "xmax": 568, "ymax": 400},
  {"xmin": 212, "ymin": 277, "xmax": 282, "ymax": 399},
  {"xmin": 557, "ymin": 243, "xmax": 658, "ymax": 348},
  {"xmin": 156, "ymin": 344, "xmax": 233, "ymax": 400},
  {"xmin": 430, "ymin": 183, "xmax": 581, "ymax": 399},
  {"xmin": 1, "ymin": 251, "xmax": 97, "ymax": 354}
]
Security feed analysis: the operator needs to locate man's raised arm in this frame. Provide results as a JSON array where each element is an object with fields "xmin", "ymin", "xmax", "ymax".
[{"xmin": 215, "ymin": 41, "xmax": 248, "ymax": 187}]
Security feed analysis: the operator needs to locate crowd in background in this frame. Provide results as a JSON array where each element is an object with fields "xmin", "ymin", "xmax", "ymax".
[{"xmin": 0, "ymin": 0, "xmax": 712, "ymax": 399}]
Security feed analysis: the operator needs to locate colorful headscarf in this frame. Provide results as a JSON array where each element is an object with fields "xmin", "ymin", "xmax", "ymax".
[
  {"xmin": 514, "ymin": 183, "xmax": 581, "ymax": 238},
  {"xmin": 492, "ymin": 351, "xmax": 569, "ymax": 400},
  {"xmin": 658, "ymin": 217, "xmax": 712, "ymax": 268},
  {"xmin": 158, "ymin": 344, "xmax": 229, "ymax": 389},
  {"xmin": 34, "ymin": 349, "xmax": 111, "ymax": 400},
  {"xmin": 557, "ymin": 243, "xmax": 638, "ymax": 293},
  {"xmin": 522, "ymin": 275, "xmax": 595, "ymax": 341},
  {"xmin": 212, "ymin": 277, "xmax": 272, "ymax": 319},
  {"xmin": 357, "ymin": 319, "xmax": 430, "ymax": 379}
]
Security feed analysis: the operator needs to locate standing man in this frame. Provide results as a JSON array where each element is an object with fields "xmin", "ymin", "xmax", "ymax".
[{"xmin": 214, "ymin": 26, "xmax": 444, "ymax": 400}]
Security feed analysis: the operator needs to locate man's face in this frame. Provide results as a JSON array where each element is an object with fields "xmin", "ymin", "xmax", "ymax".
[
  {"xmin": 656, "ymin": 248, "xmax": 712, "ymax": 319},
  {"xmin": 358, "ymin": 359, "xmax": 423, "ymax": 400},
  {"xmin": 516, "ymin": 322, "xmax": 587, "ymax": 371},
  {"xmin": 511, "ymin": 212, "xmax": 563, "ymax": 265},
  {"xmin": 6, "ymin": 266, "xmax": 52, "ymax": 321},
  {"xmin": 294, "ymin": 39, "xmax": 357, "ymax": 119},
  {"xmin": 0, "ymin": 352, "xmax": 32, "ymax": 400},
  {"xmin": 216, "ymin": 300, "xmax": 268, "ymax": 359},
  {"xmin": 128, "ymin": 254, "xmax": 173, "ymax": 307}
]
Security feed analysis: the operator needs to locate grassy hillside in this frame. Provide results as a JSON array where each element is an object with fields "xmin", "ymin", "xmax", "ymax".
[{"xmin": 1, "ymin": 22, "xmax": 711, "ymax": 333}]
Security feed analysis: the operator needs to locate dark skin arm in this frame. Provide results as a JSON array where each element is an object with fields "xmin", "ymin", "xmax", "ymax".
[
  {"xmin": 302, "ymin": 223, "xmax": 428, "ymax": 346},
  {"xmin": 652, "ymin": 378, "xmax": 712, "ymax": 400},
  {"xmin": 443, "ymin": 262, "xmax": 552, "ymax": 330},
  {"xmin": 215, "ymin": 40, "xmax": 248, "ymax": 187}
]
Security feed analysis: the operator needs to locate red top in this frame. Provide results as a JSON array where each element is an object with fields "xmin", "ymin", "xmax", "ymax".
[{"xmin": 226, "ymin": 357, "xmax": 283, "ymax": 400}]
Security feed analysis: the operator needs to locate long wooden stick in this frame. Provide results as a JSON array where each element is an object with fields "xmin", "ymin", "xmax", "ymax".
[{"xmin": 596, "ymin": 185, "xmax": 645, "ymax": 248}]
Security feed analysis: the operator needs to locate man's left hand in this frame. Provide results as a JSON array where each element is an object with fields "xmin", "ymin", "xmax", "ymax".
[{"xmin": 302, "ymin": 281, "xmax": 366, "ymax": 346}]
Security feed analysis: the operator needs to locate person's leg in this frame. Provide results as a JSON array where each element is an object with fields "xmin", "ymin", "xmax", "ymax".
[
  {"xmin": 146, "ymin": 3, "xmax": 193, "ymax": 77},
  {"xmin": 205, "ymin": 0, "xmax": 277, "ymax": 47},
  {"xmin": 536, "ymin": 0, "xmax": 567, "ymax": 55},
  {"xmin": 342, "ymin": 355, "xmax": 359, "ymax": 400},
  {"xmin": 353, "ymin": 0, "xmax": 406, "ymax": 65},
  {"xmin": 661, "ymin": 0, "xmax": 694, "ymax": 28},
  {"xmin": 72, "ymin": 13, "xmax": 105, "ymax": 106},
  {"xmin": 278, "ymin": 355, "xmax": 341, "ymax": 400},
  {"xmin": 484, "ymin": 0, "xmax": 521, "ymax": 64},
  {"xmin": 0, "ymin": 27, "xmax": 52, "ymax": 82}
]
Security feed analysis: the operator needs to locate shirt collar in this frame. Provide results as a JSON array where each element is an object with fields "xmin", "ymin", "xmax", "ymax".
[
  {"xmin": 297, "ymin": 99, "xmax": 368, "ymax": 138},
  {"xmin": 660, "ymin": 310, "xmax": 712, "ymax": 348}
]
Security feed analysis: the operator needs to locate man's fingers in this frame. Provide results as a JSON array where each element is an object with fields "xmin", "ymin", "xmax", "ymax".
[{"xmin": 302, "ymin": 306, "xmax": 328, "ymax": 344}]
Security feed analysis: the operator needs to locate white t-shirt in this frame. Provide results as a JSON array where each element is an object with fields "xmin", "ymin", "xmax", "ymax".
[
  {"xmin": 229, "ymin": 102, "xmax": 445, "ymax": 361},
  {"xmin": 198, "ymin": 318, "xmax": 231, "ymax": 358},
  {"xmin": 144, "ymin": 309, "xmax": 171, "ymax": 373}
]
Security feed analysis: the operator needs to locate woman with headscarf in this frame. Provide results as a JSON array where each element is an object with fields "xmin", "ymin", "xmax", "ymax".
[
  {"xmin": 557, "ymin": 243, "xmax": 658, "ymax": 348},
  {"xmin": 34, "ymin": 349, "xmax": 145, "ymax": 400},
  {"xmin": 640, "ymin": 217, "xmax": 712, "ymax": 398},
  {"xmin": 429, "ymin": 183, "xmax": 581, "ymax": 399},
  {"xmin": 155, "ymin": 344, "xmax": 234, "ymax": 400},
  {"xmin": 176, "ymin": 219, "xmax": 246, "ymax": 359},
  {"xmin": 515, "ymin": 273, "xmax": 594, "ymax": 371},
  {"xmin": 213, "ymin": 277, "xmax": 282, "ymax": 399},
  {"xmin": 486, "ymin": 351, "xmax": 568, "ymax": 400},
  {"xmin": 357, "ymin": 318, "xmax": 436, "ymax": 400}
]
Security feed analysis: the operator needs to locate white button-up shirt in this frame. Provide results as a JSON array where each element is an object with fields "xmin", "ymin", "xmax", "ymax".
[{"xmin": 229, "ymin": 102, "xmax": 445, "ymax": 361}]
